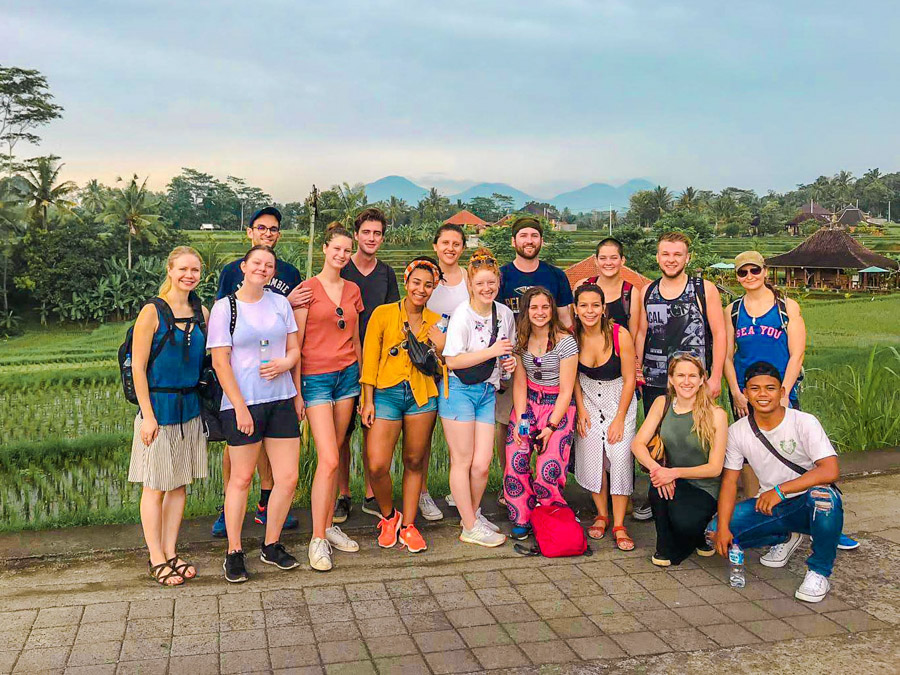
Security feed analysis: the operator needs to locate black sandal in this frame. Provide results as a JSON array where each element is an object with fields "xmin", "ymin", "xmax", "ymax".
[
  {"xmin": 149, "ymin": 560, "xmax": 184, "ymax": 586},
  {"xmin": 168, "ymin": 556, "xmax": 196, "ymax": 580}
]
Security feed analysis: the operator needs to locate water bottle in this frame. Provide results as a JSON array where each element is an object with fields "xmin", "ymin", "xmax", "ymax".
[
  {"xmin": 439, "ymin": 314, "xmax": 450, "ymax": 333},
  {"xmin": 728, "ymin": 543, "xmax": 746, "ymax": 588},
  {"xmin": 259, "ymin": 339, "xmax": 270, "ymax": 364},
  {"xmin": 498, "ymin": 331, "xmax": 512, "ymax": 381},
  {"xmin": 517, "ymin": 414, "xmax": 530, "ymax": 439}
]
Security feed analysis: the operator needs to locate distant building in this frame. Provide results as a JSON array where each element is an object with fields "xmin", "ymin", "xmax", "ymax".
[
  {"xmin": 787, "ymin": 201, "xmax": 832, "ymax": 235},
  {"xmin": 444, "ymin": 209, "xmax": 489, "ymax": 232},
  {"xmin": 833, "ymin": 206, "xmax": 868, "ymax": 228},
  {"xmin": 765, "ymin": 226, "xmax": 898, "ymax": 290},
  {"xmin": 564, "ymin": 256, "xmax": 651, "ymax": 292}
]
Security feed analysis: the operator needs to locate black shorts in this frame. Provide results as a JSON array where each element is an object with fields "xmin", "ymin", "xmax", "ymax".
[{"xmin": 221, "ymin": 398, "xmax": 300, "ymax": 447}]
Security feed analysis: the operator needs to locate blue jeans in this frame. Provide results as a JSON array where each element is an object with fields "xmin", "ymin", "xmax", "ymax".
[
  {"xmin": 438, "ymin": 378, "xmax": 496, "ymax": 424},
  {"xmin": 374, "ymin": 382, "xmax": 437, "ymax": 421},
  {"xmin": 707, "ymin": 486, "xmax": 843, "ymax": 577},
  {"xmin": 301, "ymin": 362, "xmax": 360, "ymax": 408}
]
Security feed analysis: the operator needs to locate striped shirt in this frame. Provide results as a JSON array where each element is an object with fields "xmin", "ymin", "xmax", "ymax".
[{"xmin": 522, "ymin": 334, "xmax": 579, "ymax": 386}]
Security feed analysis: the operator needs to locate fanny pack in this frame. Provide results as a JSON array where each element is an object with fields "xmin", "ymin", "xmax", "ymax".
[
  {"xmin": 403, "ymin": 309, "xmax": 443, "ymax": 379},
  {"xmin": 454, "ymin": 303, "xmax": 499, "ymax": 385}
]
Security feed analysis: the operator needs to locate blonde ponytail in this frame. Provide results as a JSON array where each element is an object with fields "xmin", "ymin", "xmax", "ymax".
[{"xmin": 159, "ymin": 246, "xmax": 202, "ymax": 298}]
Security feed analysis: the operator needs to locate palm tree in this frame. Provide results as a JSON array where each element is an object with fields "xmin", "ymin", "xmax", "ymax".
[
  {"xmin": 19, "ymin": 157, "xmax": 76, "ymax": 228},
  {"xmin": 385, "ymin": 195, "xmax": 408, "ymax": 228},
  {"xmin": 0, "ymin": 191, "xmax": 24, "ymax": 313},
  {"xmin": 103, "ymin": 174, "xmax": 165, "ymax": 269},
  {"xmin": 677, "ymin": 187, "xmax": 700, "ymax": 210},
  {"xmin": 326, "ymin": 182, "xmax": 367, "ymax": 228},
  {"xmin": 422, "ymin": 187, "xmax": 449, "ymax": 222},
  {"xmin": 649, "ymin": 186, "xmax": 673, "ymax": 217},
  {"xmin": 79, "ymin": 179, "xmax": 107, "ymax": 214},
  {"xmin": 832, "ymin": 170, "xmax": 854, "ymax": 207}
]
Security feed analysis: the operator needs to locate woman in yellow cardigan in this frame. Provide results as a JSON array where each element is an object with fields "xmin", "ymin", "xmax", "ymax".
[{"xmin": 361, "ymin": 257, "xmax": 445, "ymax": 553}]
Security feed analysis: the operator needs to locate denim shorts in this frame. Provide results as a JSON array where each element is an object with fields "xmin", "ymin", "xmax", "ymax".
[
  {"xmin": 439, "ymin": 377, "xmax": 496, "ymax": 425},
  {"xmin": 374, "ymin": 382, "xmax": 437, "ymax": 421},
  {"xmin": 301, "ymin": 362, "xmax": 361, "ymax": 409}
]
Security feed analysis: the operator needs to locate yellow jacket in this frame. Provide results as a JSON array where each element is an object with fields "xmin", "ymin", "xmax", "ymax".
[{"xmin": 361, "ymin": 301, "xmax": 440, "ymax": 406}]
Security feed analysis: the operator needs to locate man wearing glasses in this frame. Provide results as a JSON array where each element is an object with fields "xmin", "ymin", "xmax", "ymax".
[{"xmin": 212, "ymin": 206, "xmax": 310, "ymax": 537}]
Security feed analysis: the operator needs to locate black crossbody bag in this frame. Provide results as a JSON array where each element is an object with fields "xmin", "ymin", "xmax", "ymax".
[
  {"xmin": 748, "ymin": 411, "xmax": 840, "ymax": 493},
  {"xmin": 453, "ymin": 303, "xmax": 499, "ymax": 385},
  {"xmin": 402, "ymin": 303, "xmax": 443, "ymax": 378}
]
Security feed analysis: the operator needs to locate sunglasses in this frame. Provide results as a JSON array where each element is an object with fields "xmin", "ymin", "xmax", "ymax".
[
  {"xmin": 532, "ymin": 355, "xmax": 543, "ymax": 381},
  {"xmin": 737, "ymin": 265, "xmax": 763, "ymax": 278},
  {"xmin": 254, "ymin": 224, "xmax": 281, "ymax": 234},
  {"xmin": 469, "ymin": 255, "xmax": 498, "ymax": 269},
  {"xmin": 389, "ymin": 340, "xmax": 409, "ymax": 357},
  {"xmin": 335, "ymin": 307, "xmax": 345, "ymax": 330}
]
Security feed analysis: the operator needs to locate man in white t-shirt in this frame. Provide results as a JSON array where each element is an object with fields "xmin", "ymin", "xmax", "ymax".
[{"xmin": 707, "ymin": 361, "xmax": 843, "ymax": 603}]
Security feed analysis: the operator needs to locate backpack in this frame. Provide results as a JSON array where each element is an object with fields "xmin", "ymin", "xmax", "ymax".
[
  {"xmin": 514, "ymin": 504, "xmax": 591, "ymax": 558},
  {"xmin": 119, "ymin": 293, "xmax": 206, "ymax": 406},
  {"xmin": 585, "ymin": 277, "xmax": 633, "ymax": 325},
  {"xmin": 197, "ymin": 294, "xmax": 238, "ymax": 442}
]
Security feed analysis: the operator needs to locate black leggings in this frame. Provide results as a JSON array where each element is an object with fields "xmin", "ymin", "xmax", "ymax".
[{"xmin": 648, "ymin": 480, "xmax": 717, "ymax": 565}]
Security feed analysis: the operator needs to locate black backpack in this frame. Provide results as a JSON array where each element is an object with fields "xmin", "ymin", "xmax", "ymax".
[
  {"xmin": 119, "ymin": 293, "xmax": 206, "ymax": 405},
  {"xmin": 585, "ymin": 277, "xmax": 633, "ymax": 325},
  {"xmin": 197, "ymin": 295, "xmax": 237, "ymax": 442}
]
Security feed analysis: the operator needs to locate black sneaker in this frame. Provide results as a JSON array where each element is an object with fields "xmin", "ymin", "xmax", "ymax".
[
  {"xmin": 333, "ymin": 495, "xmax": 352, "ymax": 524},
  {"xmin": 223, "ymin": 550, "xmax": 249, "ymax": 583},
  {"xmin": 362, "ymin": 496, "xmax": 381, "ymax": 517},
  {"xmin": 260, "ymin": 541, "xmax": 300, "ymax": 570}
]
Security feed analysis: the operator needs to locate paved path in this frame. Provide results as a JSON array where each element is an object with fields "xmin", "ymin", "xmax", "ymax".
[{"xmin": 1, "ymin": 472, "xmax": 898, "ymax": 674}]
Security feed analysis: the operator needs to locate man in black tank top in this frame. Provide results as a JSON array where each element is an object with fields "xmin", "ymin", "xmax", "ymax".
[{"xmin": 636, "ymin": 232, "xmax": 726, "ymax": 416}]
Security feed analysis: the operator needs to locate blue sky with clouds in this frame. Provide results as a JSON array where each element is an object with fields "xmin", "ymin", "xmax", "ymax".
[{"xmin": 3, "ymin": 1, "xmax": 898, "ymax": 200}]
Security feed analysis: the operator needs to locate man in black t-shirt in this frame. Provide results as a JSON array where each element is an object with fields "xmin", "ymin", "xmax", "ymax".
[{"xmin": 333, "ymin": 207, "xmax": 400, "ymax": 523}]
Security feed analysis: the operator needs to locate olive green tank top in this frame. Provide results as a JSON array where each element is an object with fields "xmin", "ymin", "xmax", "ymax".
[{"xmin": 660, "ymin": 406, "xmax": 720, "ymax": 499}]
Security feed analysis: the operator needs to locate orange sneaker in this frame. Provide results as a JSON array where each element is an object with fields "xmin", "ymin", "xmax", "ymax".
[
  {"xmin": 398, "ymin": 524, "xmax": 427, "ymax": 553},
  {"xmin": 377, "ymin": 510, "xmax": 402, "ymax": 549}
]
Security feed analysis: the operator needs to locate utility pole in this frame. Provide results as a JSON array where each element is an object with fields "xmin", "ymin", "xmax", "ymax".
[
  {"xmin": 889, "ymin": 201, "xmax": 892, "ymax": 223},
  {"xmin": 306, "ymin": 185, "xmax": 318, "ymax": 280},
  {"xmin": 608, "ymin": 204, "xmax": 612, "ymax": 236}
]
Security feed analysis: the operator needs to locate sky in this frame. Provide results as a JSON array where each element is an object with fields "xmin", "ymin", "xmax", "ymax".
[{"xmin": 2, "ymin": 0, "xmax": 899, "ymax": 201}]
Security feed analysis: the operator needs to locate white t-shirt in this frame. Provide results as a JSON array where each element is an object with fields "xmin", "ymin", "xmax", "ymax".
[
  {"xmin": 207, "ymin": 291, "xmax": 298, "ymax": 411},
  {"xmin": 443, "ymin": 301, "xmax": 516, "ymax": 389},
  {"xmin": 725, "ymin": 409, "xmax": 837, "ymax": 496},
  {"xmin": 428, "ymin": 274, "xmax": 470, "ymax": 319}
]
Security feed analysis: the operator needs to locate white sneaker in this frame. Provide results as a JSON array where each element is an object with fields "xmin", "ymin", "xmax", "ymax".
[
  {"xmin": 418, "ymin": 493, "xmax": 444, "ymax": 521},
  {"xmin": 795, "ymin": 569, "xmax": 830, "ymax": 603},
  {"xmin": 460, "ymin": 520, "xmax": 507, "ymax": 548},
  {"xmin": 325, "ymin": 525, "xmax": 359, "ymax": 553},
  {"xmin": 760, "ymin": 532, "xmax": 804, "ymax": 568},
  {"xmin": 308, "ymin": 537, "xmax": 333, "ymax": 572},
  {"xmin": 476, "ymin": 508, "xmax": 501, "ymax": 533},
  {"xmin": 632, "ymin": 504, "xmax": 653, "ymax": 521},
  {"xmin": 445, "ymin": 493, "xmax": 456, "ymax": 508}
]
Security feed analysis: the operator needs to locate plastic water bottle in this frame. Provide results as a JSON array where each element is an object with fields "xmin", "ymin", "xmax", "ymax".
[
  {"xmin": 259, "ymin": 339, "xmax": 270, "ymax": 364},
  {"xmin": 728, "ymin": 544, "xmax": 746, "ymax": 588},
  {"xmin": 498, "ymin": 331, "xmax": 512, "ymax": 381},
  {"xmin": 517, "ymin": 414, "xmax": 530, "ymax": 439},
  {"xmin": 439, "ymin": 314, "xmax": 450, "ymax": 333}
]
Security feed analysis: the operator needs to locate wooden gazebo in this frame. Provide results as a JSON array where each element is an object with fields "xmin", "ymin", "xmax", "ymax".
[{"xmin": 766, "ymin": 227, "xmax": 899, "ymax": 290}]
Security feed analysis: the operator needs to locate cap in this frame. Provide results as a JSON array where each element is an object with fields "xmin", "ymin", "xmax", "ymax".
[
  {"xmin": 511, "ymin": 216, "xmax": 543, "ymax": 237},
  {"xmin": 248, "ymin": 206, "xmax": 283, "ymax": 228},
  {"xmin": 734, "ymin": 250, "xmax": 765, "ymax": 270}
]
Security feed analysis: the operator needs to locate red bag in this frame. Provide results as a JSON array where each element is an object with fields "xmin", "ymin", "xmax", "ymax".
[{"xmin": 529, "ymin": 504, "xmax": 588, "ymax": 558}]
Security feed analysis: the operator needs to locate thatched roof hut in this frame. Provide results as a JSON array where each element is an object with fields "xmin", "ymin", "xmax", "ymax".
[{"xmin": 766, "ymin": 227, "xmax": 898, "ymax": 289}]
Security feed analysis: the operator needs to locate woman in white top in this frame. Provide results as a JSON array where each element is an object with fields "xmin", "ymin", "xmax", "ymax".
[
  {"xmin": 441, "ymin": 249, "xmax": 516, "ymax": 547},
  {"xmin": 208, "ymin": 245, "xmax": 302, "ymax": 583}
]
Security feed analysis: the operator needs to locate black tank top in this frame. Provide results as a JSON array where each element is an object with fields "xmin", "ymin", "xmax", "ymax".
[
  {"xmin": 585, "ymin": 277, "xmax": 631, "ymax": 327},
  {"xmin": 578, "ymin": 349, "xmax": 621, "ymax": 381}
]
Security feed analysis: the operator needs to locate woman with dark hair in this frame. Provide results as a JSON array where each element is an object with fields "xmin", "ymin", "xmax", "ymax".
[
  {"xmin": 631, "ymin": 354, "xmax": 728, "ymax": 567},
  {"xmin": 293, "ymin": 224, "xmax": 364, "ymax": 572},
  {"xmin": 575, "ymin": 238, "xmax": 640, "ymax": 336},
  {"xmin": 208, "ymin": 245, "xmax": 302, "ymax": 582},
  {"xmin": 572, "ymin": 283, "xmax": 638, "ymax": 550},
  {"xmin": 361, "ymin": 257, "xmax": 444, "ymax": 553},
  {"xmin": 504, "ymin": 286, "xmax": 579, "ymax": 539}
]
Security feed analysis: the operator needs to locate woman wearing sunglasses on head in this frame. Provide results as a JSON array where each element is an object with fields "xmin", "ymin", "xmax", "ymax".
[
  {"xmin": 360, "ymin": 257, "xmax": 445, "ymax": 553},
  {"xmin": 293, "ymin": 223, "xmax": 364, "ymax": 572},
  {"xmin": 441, "ymin": 248, "xmax": 515, "ymax": 547},
  {"xmin": 504, "ymin": 286, "xmax": 579, "ymax": 540}
]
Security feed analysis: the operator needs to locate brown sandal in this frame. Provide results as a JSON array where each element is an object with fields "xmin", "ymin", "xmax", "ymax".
[
  {"xmin": 148, "ymin": 560, "xmax": 184, "ymax": 586},
  {"xmin": 612, "ymin": 526, "xmax": 635, "ymax": 551},
  {"xmin": 167, "ymin": 556, "xmax": 196, "ymax": 580},
  {"xmin": 588, "ymin": 515, "xmax": 609, "ymax": 540}
]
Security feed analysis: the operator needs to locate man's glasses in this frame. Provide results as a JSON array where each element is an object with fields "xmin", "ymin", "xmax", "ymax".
[
  {"xmin": 254, "ymin": 224, "xmax": 281, "ymax": 234},
  {"xmin": 736, "ymin": 265, "xmax": 762, "ymax": 278},
  {"xmin": 335, "ymin": 307, "xmax": 345, "ymax": 330}
]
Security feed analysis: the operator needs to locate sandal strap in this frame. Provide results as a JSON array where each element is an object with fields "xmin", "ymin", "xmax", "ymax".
[
  {"xmin": 149, "ymin": 562, "xmax": 182, "ymax": 584},
  {"xmin": 167, "ymin": 556, "xmax": 193, "ymax": 576},
  {"xmin": 611, "ymin": 526, "xmax": 628, "ymax": 533},
  {"xmin": 592, "ymin": 515, "xmax": 609, "ymax": 526}
]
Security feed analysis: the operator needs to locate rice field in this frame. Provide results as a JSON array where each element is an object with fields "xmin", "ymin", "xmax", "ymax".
[{"xmin": 0, "ymin": 294, "xmax": 896, "ymax": 531}]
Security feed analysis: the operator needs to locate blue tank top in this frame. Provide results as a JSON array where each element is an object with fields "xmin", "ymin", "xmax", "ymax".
[
  {"xmin": 733, "ymin": 301, "xmax": 797, "ymax": 401},
  {"xmin": 146, "ymin": 306, "xmax": 206, "ymax": 426}
]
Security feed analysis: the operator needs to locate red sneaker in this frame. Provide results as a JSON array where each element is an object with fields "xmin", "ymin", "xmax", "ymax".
[{"xmin": 377, "ymin": 510, "xmax": 402, "ymax": 549}]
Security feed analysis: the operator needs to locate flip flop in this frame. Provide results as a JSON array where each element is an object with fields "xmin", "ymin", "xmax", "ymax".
[{"xmin": 588, "ymin": 515, "xmax": 609, "ymax": 540}]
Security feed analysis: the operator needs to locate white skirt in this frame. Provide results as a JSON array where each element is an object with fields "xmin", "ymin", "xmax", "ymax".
[
  {"xmin": 129, "ymin": 414, "xmax": 208, "ymax": 491},
  {"xmin": 574, "ymin": 374, "xmax": 637, "ymax": 495}
]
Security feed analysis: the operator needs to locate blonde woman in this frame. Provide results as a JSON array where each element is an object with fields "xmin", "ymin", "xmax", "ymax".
[
  {"xmin": 129, "ymin": 246, "xmax": 209, "ymax": 586},
  {"xmin": 631, "ymin": 354, "xmax": 728, "ymax": 567}
]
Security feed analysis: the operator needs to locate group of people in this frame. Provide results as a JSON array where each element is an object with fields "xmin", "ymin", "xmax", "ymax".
[{"xmin": 127, "ymin": 206, "xmax": 853, "ymax": 603}]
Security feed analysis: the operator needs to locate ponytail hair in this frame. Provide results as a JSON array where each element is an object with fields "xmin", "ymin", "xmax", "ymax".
[
  {"xmin": 666, "ymin": 353, "xmax": 720, "ymax": 455},
  {"xmin": 573, "ymin": 283, "xmax": 613, "ymax": 351},
  {"xmin": 159, "ymin": 246, "xmax": 203, "ymax": 297}
]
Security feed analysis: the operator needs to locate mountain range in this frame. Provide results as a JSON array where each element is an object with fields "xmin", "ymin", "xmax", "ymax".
[{"xmin": 364, "ymin": 175, "xmax": 656, "ymax": 212}]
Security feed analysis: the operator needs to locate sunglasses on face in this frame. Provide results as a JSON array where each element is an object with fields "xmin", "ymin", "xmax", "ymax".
[
  {"xmin": 737, "ymin": 265, "xmax": 762, "ymax": 278},
  {"xmin": 335, "ymin": 307, "xmax": 345, "ymax": 330},
  {"xmin": 254, "ymin": 224, "xmax": 281, "ymax": 234}
]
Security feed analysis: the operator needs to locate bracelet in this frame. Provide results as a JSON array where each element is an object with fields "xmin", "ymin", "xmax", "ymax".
[
  {"xmin": 774, "ymin": 485, "xmax": 786, "ymax": 501},
  {"xmin": 547, "ymin": 420, "xmax": 559, "ymax": 431}
]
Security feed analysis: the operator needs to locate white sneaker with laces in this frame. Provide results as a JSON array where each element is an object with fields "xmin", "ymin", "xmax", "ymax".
[
  {"xmin": 460, "ymin": 520, "xmax": 507, "ymax": 548},
  {"xmin": 445, "ymin": 493, "xmax": 456, "ymax": 507},
  {"xmin": 760, "ymin": 532, "xmax": 804, "ymax": 568},
  {"xmin": 418, "ymin": 493, "xmax": 444, "ymax": 521},
  {"xmin": 795, "ymin": 569, "xmax": 830, "ymax": 603},
  {"xmin": 325, "ymin": 525, "xmax": 359, "ymax": 552},
  {"xmin": 308, "ymin": 537, "xmax": 333, "ymax": 572},
  {"xmin": 632, "ymin": 504, "xmax": 653, "ymax": 521},
  {"xmin": 476, "ymin": 508, "xmax": 501, "ymax": 533}
]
